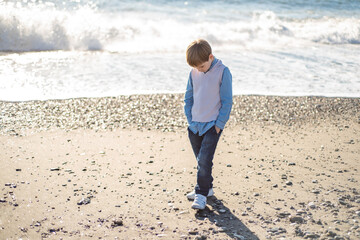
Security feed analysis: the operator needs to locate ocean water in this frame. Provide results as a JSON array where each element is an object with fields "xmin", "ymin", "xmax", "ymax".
[{"xmin": 0, "ymin": 0, "xmax": 359, "ymax": 101}]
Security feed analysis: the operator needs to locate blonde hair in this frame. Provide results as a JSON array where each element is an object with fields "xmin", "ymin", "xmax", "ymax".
[{"xmin": 186, "ymin": 39, "xmax": 212, "ymax": 67}]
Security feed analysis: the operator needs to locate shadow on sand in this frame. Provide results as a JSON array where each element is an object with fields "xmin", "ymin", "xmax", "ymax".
[{"xmin": 193, "ymin": 196, "xmax": 260, "ymax": 240}]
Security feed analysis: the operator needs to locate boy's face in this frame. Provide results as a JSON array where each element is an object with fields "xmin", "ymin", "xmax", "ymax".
[{"xmin": 195, "ymin": 54, "xmax": 214, "ymax": 73}]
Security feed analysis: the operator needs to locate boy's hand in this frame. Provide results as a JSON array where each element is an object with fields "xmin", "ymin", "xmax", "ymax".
[{"xmin": 215, "ymin": 126, "xmax": 221, "ymax": 134}]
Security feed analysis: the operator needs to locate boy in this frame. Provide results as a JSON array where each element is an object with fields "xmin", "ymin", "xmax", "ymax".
[{"xmin": 184, "ymin": 39, "xmax": 233, "ymax": 210}]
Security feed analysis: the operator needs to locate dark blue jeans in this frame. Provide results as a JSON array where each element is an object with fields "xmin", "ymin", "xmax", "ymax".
[{"xmin": 188, "ymin": 126, "xmax": 222, "ymax": 196}]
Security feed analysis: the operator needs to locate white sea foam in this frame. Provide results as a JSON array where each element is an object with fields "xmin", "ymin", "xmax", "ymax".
[{"xmin": 0, "ymin": 4, "xmax": 359, "ymax": 53}]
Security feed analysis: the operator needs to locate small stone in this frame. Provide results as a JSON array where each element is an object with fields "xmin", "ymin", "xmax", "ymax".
[
  {"xmin": 304, "ymin": 233, "xmax": 320, "ymax": 239},
  {"xmin": 288, "ymin": 163, "xmax": 296, "ymax": 166},
  {"xmin": 218, "ymin": 209, "xmax": 226, "ymax": 213},
  {"xmin": 277, "ymin": 212, "xmax": 291, "ymax": 218},
  {"xmin": 297, "ymin": 209, "xmax": 306, "ymax": 214},
  {"xmin": 195, "ymin": 236, "xmax": 207, "ymax": 240},
  {"xmin": 50, "ymin": 167, "xmax": 60, "ymax": 171},
  {"xmin": 286, "ymin": 181, "xmax": 293, "ymax": 186},
  {"xmin": 77, "ymin": 197, "xmax": 91, "ymax": 205},
  {"xmin": 326, "ymin": 230, "xmax": 337, "ymax": 237},
  {"xmin": 111, "ymin": 218, "xmax": 123, "ymax": 227},
  {"xmin": 179, "ymin": 210, "xmax": 189, "ymax": 215},
  {"xmin": 16, "ymin": 169, "xmax": 21, "ymax": 171},
  {"xmin": 226, "ymin": 164, "xmax": 232, "ymax": 167},
  {"xmin": 311, "ymin": 189, "xmax": 320, "ymax": 194},
  {"xmin": 308, "ymin": 202, "xmax": 316, "ymax": 209},
  {"xmin": 289, "ymin": 216, "xmax": 304, "ymax": 224},
  {"xmin": 188, "ymin": 230, "xmax": 198, "ymax": 235}
]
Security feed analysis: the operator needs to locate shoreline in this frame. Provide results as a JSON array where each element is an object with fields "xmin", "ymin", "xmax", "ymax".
[
  {"xmin": 1, "ymin": 94, "xmax": 359, "ymax": 136},
  {"xmin": 1, "ymin": 93, "xmax": 360, "ymax": 104}
]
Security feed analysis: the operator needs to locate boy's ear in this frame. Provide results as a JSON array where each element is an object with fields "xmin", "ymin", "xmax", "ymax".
[{"xmin": 209, "ymin": 54, "xmax": 214, "ymax": 61}]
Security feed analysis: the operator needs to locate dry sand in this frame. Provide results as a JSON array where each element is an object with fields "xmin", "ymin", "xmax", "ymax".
[{"xmin": 0, "ymin": 94, "xmax": 359, "ymax": 239}]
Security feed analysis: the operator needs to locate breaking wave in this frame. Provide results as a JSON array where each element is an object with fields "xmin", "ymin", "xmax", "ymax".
[{"xmin": 0, "ymin": 3, "xmax": 359, "ymax": 53}]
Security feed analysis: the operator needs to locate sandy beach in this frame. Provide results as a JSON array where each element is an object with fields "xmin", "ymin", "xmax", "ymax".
[{"xmin": 0, "ymin": 94, "xmax": 359, "ymax": 239}]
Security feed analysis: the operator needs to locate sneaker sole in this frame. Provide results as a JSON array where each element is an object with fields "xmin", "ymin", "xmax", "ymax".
[{"xmin": 191, "ymin": 205, "xmax": 206, "ymax": 210}]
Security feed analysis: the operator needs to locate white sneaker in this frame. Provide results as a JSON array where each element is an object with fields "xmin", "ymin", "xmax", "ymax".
[
  {"xmin": 191, "ymin": 194, "xmax": 207, "ymax": 210},
  {"xmin": 187, "ymin": 188, "xmax": 214, "ymax": 200}
]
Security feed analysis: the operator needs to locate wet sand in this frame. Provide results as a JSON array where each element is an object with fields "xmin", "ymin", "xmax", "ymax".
[{"xmin": 0, "ymin": 94, "xmax": 359, "ymax": 239}]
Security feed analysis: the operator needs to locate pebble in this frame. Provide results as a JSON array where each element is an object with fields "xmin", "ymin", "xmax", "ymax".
[
  {"xmin": 77, "ymin": 197, "xmax": 91, "ymax": 205},
  {"xmin": 286, "ymin": 181, "xmax": 293, "ymax": 186},
  {"xmin": 304, "ymin": 233, "xmax": 320, "ymax": 239},
  {"xmin": 289, "ymin": 216, "xmax": 305, "ymax": 224},
  {"xmin": 195, "ymin": 236, "xmax": 207, "ymax": 240},
  {"xmin": 267, "ymin": 227, "xmax": 287, "ymax": 234},
  {"xmin": 277, "ymin": 212, "xmax": 291, "ymax": 218},
  {"xmin": 308, "ymin": 202, "xmax": 316, "ymax": 209},
  {"xmin": 179, "ymin": 210, "xmax": 189, "ymax": 215},
  {"xmin": 297, "ymin": 209, "xmax": 306, "ymax": 214},
  {"xmin": 111, "ymin": 218, "xmax": 123, "ymax": 227},
  {"xmin": 2, "ymin": 95, "xmax": 358, "ymax": 135},
  {"xmin": 50, "ymin": 167, "xmax": 60, "ymax": 171}
]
